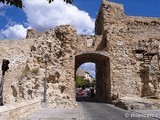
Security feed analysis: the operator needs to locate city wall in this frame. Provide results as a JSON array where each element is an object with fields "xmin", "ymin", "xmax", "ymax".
[{"xmin": 0, "ymin": 1, "xmax": 160, "ymax": 119}]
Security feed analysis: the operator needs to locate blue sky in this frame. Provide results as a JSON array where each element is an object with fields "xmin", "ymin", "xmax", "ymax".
[
  {"xmin": 112, "ymin": 0, "xmax": 160, "ymax": 17},
  {"xmin": 0, "ymin": 0, "xmax": 159, "ymax": 77},
  {"xmin": 78, "ymin": 63, "xmax": 96, "ymax": 78},
  {"xmin": 0, "ymin": 0, "xmax": 159, "ymax": 40}
]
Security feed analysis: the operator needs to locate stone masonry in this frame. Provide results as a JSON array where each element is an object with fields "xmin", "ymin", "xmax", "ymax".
[{"xmin": 0, "ymin": 1, "xmax": 160, "ymax": 119}]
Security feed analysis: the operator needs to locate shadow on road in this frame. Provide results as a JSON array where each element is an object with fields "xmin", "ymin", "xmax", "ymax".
[{"xmin": 76, "ymin": 96, "xmax": 97, "ymax": 102}]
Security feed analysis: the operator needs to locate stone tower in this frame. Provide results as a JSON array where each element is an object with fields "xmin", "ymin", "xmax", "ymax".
[
  {"xmin": 95, "ymin": 1, "xmax": 125, "ymax": 35},
  {"xmin": 102, "ymin": 0, "xmax": 106, "ymax": 4}
]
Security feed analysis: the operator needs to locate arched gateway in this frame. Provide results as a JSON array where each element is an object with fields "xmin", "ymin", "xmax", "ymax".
[
  {"xmin": 75, "ymin": 52, "xmax": 111, "ymax": 102},
  {"xmin": 0, "ymin": 2, "xmax": 160, "ymax": 119}
]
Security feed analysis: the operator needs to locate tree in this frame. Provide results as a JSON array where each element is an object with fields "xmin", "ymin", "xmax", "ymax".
[
  {"xmin": 76, "ymin": 76, "xmax": 85, "ymax": 88},
  {"xmin": 0, "ymin": 0, "xmax": 73, "ymax": 8}
]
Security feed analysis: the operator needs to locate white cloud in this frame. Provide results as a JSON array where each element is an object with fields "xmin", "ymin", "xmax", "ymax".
[
  {"xmin": 79, "ymin": 63, "xmax": 95, "ymax": 78},
  {"xmin": 0, "ymin": 24, "xmax": 27, "ymax": 40},
  {"xmin": 0, "ymin": 0, "xmax": 95, "ymax": 39},
  {"xmin": 23, "ymin": 0, "xmax": 95, "ymax": 34},
  {"xmin": 0, "ymin": 3, "xmax": 4, "ymax": 8}
]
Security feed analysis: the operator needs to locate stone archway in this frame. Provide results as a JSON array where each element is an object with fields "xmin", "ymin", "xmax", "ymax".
[{"xmin": 75, "ymin": 52, "xmax": 111, "ymax": 102}]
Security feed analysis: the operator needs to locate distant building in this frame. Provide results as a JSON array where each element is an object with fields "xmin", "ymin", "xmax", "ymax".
[{"xmin": 76, "ymin": 69, "xmax": 94, "ymax": 83}]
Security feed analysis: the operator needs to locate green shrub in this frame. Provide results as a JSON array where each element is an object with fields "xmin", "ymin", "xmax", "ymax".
[
  {"xmin": 31, "ymin": 67, "xmax": 39, "ymax": 75},
  {"xmin": 21, "ymin": 64, "xmax": 30, "ymax": 77}
]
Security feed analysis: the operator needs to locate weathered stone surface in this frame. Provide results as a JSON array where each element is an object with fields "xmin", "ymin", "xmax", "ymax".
[
  {"xmin": 0, "ymin": 2, "xmax": 159, "ymax": 119},
  {"xmin": 95, "ymin": 1, "xmax": 160, "ymax": 100},
  {"xmin": 0, "ymin": 99, "xmax": 40, "ymax": 120},
  {"xmin": 113, "ymin": 97, "xmax": 160, "ymax": 110}
]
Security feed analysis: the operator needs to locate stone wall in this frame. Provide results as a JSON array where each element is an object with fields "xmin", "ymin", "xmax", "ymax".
[
  {"xmin": 0, "ymin": 39, "xmax": 34, "ymax": 104},
  {"xmin": 0, "ymin": 1, "xmax": 160, "ymax": 116},
  {"xmin": 0, "ymin": 99, "xmax": 40, "ymax": 120},
  {"xmin": 0, "ymin": 24, "xmax": 103, "ymax": 110},
  {"xmin": 95, "ymin": 1, "xmax": 160, "ymax": 99}
]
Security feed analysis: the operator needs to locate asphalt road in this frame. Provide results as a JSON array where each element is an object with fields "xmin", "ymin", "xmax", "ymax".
[
  {"xmin": 24, "ymin": 96, "xmax": 159, "ymax": 120},
  {"xmin": 78, "ymin": 101, "xmax": 157, "ymax": 120}
]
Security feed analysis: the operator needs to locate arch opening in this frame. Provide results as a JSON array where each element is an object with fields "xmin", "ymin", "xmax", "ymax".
[
  {"xmin": 76, "ymin": 62, "xmax": 96, "ymax": 100},
  {"xmin": 75, "ymin": 52, "xmax": 111, "ymax": 103}
]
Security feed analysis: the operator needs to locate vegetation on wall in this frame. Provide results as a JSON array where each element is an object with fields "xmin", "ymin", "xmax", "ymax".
[
  {"xmin": 31, "ymin": 67, "xmax": 40, "ymax": 75},
  {"xmin": 21, "ymin": 64, "xmax": 30, "ymax": 78}
]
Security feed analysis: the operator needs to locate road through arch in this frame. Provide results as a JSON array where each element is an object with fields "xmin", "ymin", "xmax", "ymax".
[{"xmin": 75, "ymin": 52, "xmax": 111, "ymax": 102}]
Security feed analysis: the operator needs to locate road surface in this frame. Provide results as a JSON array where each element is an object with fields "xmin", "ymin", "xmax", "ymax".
[{"xmin": 24, "ymin": 96, "xmax": 158, "ymax": 120}]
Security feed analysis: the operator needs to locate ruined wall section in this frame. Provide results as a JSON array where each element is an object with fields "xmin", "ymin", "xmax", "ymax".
[
  {"xmin": 95, "ymin": 2, "xmax": 126, "ymax": 35},
  {"xmin": 0, "ymin": 26, "xmax": 77, "ymax": 108},
  {"xmin": 104, "ymin": 21, "xmax": 140, "ymax": 98},
  {"xmin": 23, "ymin": 25, "xmax": 79, "ymax": 108},
  {"xmin": 0, "ymin": 39, "xmax": 34, "ymax": 104},
  {"xmin": 0, "ymin": 24, "xmax": 103, "ymax": 108},
  {"xmin": 96, "ymin": 1, "xmax": 160, "ymax": 98},
  {"xmin": 126, "ymin": 17, "xmax": 160, "ymax": 43},
  {"xmin": 126, "ymin": 16, "xmax": 160, "ymax": 98},
  {"xmin": 96, "ymin": 1, "xmax": 140, "ymax": 98},
  {"xmin": 25, "ymin": 25, "xmax": 105, "ymax": 107}
]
